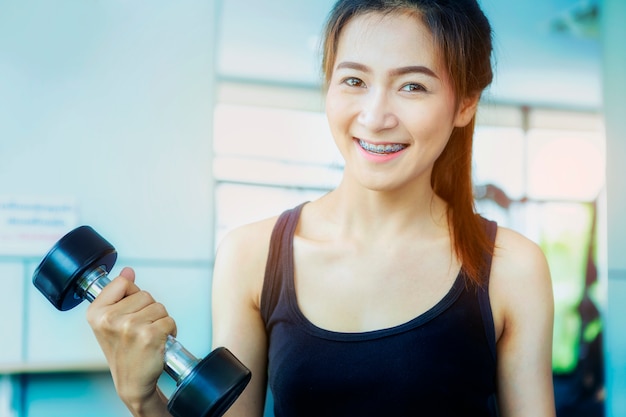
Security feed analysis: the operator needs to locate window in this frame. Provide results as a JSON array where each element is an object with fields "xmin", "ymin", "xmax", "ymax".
[
  {"xmin": 212, "ymin": 98, "xmax": 341, "ymax": 245},
  {"xmin": 473, "ymin": 110, "xmax": 605, "ymax": 381}
]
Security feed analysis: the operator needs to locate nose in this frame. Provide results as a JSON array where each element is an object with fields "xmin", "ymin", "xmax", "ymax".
[{"xmin": 357, "ymin": 89, "xmax": 399, "ymax": 132}]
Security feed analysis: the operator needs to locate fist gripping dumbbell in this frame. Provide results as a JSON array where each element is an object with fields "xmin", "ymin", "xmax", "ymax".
[{"xmin": 32, "ymin": 226, "xmax": 251, "ymax": 417}]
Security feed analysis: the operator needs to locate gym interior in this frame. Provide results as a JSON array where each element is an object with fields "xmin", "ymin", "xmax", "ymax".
[{"xmin": 0, "ymin": 0, "xmax": 624, "ymax": 416}]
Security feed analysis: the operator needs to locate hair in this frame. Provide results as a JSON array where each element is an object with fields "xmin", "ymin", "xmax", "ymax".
[{"xmin": 321, "ymin": 0, "xmax": 495, "ymax": 286}]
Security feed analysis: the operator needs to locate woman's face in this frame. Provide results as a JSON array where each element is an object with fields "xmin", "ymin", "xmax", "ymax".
[{"xmin": 325, "ymin": 11, "xmax": 476, "ymax": 193}]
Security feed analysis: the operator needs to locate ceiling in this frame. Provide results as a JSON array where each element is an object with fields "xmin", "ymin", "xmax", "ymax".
[{"xmin": 216, "ymin": 0, "xmax": 603, "ymax": 111}]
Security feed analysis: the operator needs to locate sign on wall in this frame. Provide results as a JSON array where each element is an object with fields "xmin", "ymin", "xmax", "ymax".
[{"xmin": 0, "ymin": 196, "xmax": 78, "ymax": 256}]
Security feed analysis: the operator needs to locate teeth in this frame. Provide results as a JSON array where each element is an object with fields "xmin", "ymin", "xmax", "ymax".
[{"xmin": 359, "ymin": 140, "xmax": 406, "ymax": 154}]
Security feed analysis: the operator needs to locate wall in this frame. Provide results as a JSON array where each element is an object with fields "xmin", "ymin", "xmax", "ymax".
[
  {"xmin": 602, "ymin": 0, "xmax": 626, "ymax": 415},
  {"xmin": 0, "ymin": 0, "xmax": 622, "ymax": 416},
  {"xmin": 0, "ymin": 1, "xmax": 219, "ymax": 415}
]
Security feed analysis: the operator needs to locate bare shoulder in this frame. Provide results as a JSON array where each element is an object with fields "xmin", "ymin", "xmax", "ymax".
[
  {"xmin": 212, "ymin": 215, "xmax": 280, "ymax": 306},
  {"xmin": 489, "ymin": 226, "xmax": 553, "ymax": 337},
  {"xmin": 491, "ymin": 226, "xmax": 550, "ymax": 280},
  {"xmin": 215, "ymin": 216, "xmax": 279, "ymax": 268}
]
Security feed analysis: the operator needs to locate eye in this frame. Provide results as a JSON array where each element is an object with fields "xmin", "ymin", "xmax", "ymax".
[
  {"xmin": 401, "ymin": 83, "xmax": 427, "ymax": 93},
  {"xmin": 342, "ymin": 77, "xmax": 365, "ymax": 88}
]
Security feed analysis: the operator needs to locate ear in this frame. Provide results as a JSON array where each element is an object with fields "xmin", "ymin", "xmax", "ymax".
[{"xmin": 454, "ymin": 93, "xmax": 480, "ymax": 127}]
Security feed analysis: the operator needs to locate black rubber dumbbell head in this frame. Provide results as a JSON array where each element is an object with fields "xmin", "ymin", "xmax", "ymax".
[
  {"xmin": 33, "ymin": 226, "xmax": 118, "ymax": 311},
  {"xmin": 168, "ymin": 347, "xmax": 252, "ymax": 417}
]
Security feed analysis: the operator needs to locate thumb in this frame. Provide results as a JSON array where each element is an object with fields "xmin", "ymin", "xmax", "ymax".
[
  {"xmin": 91, "ymin": 267, "xmax": 139, "ymax": 306},
  {"xmin": 118, "ymin": 266, "xmax": 136, "ymax": 282},
  {"xmin": 115, "ymin": 266, "xmax": 140, "ymax": 296}
]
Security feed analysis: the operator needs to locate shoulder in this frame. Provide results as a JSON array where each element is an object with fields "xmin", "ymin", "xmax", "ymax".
[
  {"xmin": 489, "ymin": 226, "xmax": 553, "ymax": 338},
  {"xmin": 491, "ymin": 226, "xmax": 550, "ymax": 279},
  {"xmin": 216, "ymin": 215, "xmax": 279, "ymax": 266},
  {"xmin": 212, "ymin": 215, "xmax": 280, "ymax": 308}
]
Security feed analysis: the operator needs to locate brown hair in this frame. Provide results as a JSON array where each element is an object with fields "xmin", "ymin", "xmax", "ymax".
[{"xmin": 321, "ymin": 0, "xmax": 495, "ymax": 286}]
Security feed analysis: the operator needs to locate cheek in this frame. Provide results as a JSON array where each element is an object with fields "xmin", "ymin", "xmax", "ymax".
[
  {"xmin": 405, "ymin": 102, "xmax": 457, "ymax": 138},
  {"xmin": 401, "ymin": 109, "xmax": 456, "ymax": 164},
  {"xmin": 325, "ymin": 89, "xmax": 349, "ymax": 134}
]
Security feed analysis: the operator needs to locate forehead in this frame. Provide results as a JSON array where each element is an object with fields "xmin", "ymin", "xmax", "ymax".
[{"xmin": 334, "ymin": 11, "xmax": 442, "ymax": 71}]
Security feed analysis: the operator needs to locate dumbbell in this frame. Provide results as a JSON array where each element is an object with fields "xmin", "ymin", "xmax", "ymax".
[{"xmin": 32, "ymin": 226, "xmax": 251, "ymax": 417}]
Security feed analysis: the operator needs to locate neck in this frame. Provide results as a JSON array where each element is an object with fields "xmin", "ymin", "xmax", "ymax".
[{"xmin": 312, "ymin": 178, "xmax": 450, "ymax": 242}]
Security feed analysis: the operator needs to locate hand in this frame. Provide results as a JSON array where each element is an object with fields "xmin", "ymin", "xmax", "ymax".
[{"xmin": 86, "ymin": 267, "xmax": 176, "ymax": 416}]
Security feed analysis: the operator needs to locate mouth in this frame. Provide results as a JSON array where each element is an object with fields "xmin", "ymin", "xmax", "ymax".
[{"xmin": 357, "ymin": 139, "xmax": 408, "ymax": 155}]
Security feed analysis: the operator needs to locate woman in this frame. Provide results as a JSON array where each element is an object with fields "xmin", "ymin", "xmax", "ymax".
[{"xmin": 87, "ymin": 0, "xmax": 556, "ymax": 416}]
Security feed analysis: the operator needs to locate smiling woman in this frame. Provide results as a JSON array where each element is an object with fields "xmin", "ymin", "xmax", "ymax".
[
  {"xmin": 324, "ymin": 6, "xmax": 490, "ymax": 285},
  {"xmin": 84, "ymin": 1, "xmax": 556, "ymax": 417},
  {"xmin": 215, "ymin": 1, "xmax": 552, "ymax": 416}
]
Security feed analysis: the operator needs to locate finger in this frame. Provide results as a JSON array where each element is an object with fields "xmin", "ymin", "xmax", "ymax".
[
  {"xmin": 133, "ymin": 304, "xmax": 177, "ymax": 337},
  {"xmin": 120, "ymin": 295, "xmax": 169, "ymax": 323},
  {"xmin": 107, "ymin": 289, "xmax": 157, "ymax": 315},
  {"xmin": 88, "ymin": 291, "xmax": 163, "ymax": 339},
  {"xmin": 117, "ymin": 267, "xmax": 140, "ymax": 297},
  {"xmin": 118, "ymin": 305, "xmax": 177, "ymax": 344},
  {"xmin": 119, "ymin": 266, "xmax": 136, "ymax": 282},
  {"xmin": 91, "ymin": 273, "xmax": 140, "ymax": 308},
  {"xmin": 153, "ymin": 315, "xmax": 178, "ymax": 340}
]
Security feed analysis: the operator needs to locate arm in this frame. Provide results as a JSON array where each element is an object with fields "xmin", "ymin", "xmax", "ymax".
[
  {"xmin": 211, "ymin": 219, "xmax": 276, "ymax": 417},
  {"xmin": 86, "ymin": 267, "xmax": 175, "ymax": 417},
  {"xmin": 490, "ymin": 228, "xmax": 556, "ymax": 417}
]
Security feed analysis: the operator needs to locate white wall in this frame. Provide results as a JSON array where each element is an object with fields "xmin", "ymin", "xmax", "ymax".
[
  {"xmin": 0, "ymin": 1, "xmax": 219, "ymax": 415},
  {"xmin": 0, "ymin": 1, "xmax": 217, "ymax": 260}
]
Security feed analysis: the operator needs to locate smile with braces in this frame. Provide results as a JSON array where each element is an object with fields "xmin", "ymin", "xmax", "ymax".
[{"xmin": 358, "ymin": 139, "xmax": 407, "ymax": 154}]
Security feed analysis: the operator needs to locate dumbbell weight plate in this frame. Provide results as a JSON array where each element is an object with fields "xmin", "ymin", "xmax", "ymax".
[
  {"xmin": 168, "ymin": 347, "xmax": 252, "ymax": 417},
  {"xmin": 33, "ymin": 226, "xmax": 117, "ymax": 311}
]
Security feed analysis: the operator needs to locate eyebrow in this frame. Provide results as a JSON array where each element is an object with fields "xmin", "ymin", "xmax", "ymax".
[{"xmin": 335, "ymin": 61, "xmax": 440, "ymax": 80}]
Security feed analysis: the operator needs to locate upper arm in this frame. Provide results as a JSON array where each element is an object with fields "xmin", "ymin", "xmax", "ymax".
[
  {"xmin": 211, "ymin": 219, "xmax": 276, "ymax": 417},
  {"xmin": 490, "ymin": 228, "xmax": 556, "ymax": 417}
]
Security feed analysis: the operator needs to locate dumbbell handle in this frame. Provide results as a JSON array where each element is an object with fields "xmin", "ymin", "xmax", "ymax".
[{"xmin": 77, "ymin": 265, "xmax": 199, "ymax": 385}]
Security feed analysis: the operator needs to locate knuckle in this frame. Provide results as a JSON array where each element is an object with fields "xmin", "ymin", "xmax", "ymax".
[
  {"xmin": 85, "ymin": 304, "xmax": 98, "ymax": 326},
  {"xmin": 162, "ymin": 315, "xmax": 177, "ymax": 331},
  {"xmin": 152, "ymin": 302, "xmax": 168, "ymax": 316},
  {"xmin": 137, "ymin": 324, "xmax": 165, "ymax": 348},
  {"xmin": 117, "ymin": 314, "xmax": 131, "ymax": 331},
  {"xmin": 99, "ymin": 309, "xmax": 118, "ymax": 331},
  {"xmin": 134, "ymin": 324, "xmax": 152, "ymax": 340},
  {"xmin": 114, "ymin": 276, "xmax": 133, "ymax": 293},
  {"xmin": 120, "ymin": 317, "xmax": 140, "ymax": 339},
  {"xmin": 167, "ymin": 318, "xmax": 178, "ymax": 337},
  {"xmin": 88, "ymin": 308, "xmax": 121, "ymax": 337},
  {"xmin": 136, "ymin": 290, "xmax": 154, "ymax": 304}
]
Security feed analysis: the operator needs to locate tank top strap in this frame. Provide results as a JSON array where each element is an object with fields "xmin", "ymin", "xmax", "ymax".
[
  {"xmin": 261, "ymin": 202, "xmax": 306, "ymax": 324},
  {"xmin": 478, "ymin": 216, "xmax": 498, "ymax": 361}
]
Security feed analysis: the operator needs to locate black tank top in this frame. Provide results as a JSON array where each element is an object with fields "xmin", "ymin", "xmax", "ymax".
[{"xmin": 261, "ymin": 203, "xmax": 499, "ymax": 417}]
